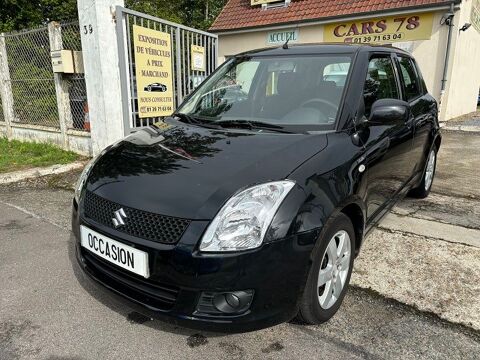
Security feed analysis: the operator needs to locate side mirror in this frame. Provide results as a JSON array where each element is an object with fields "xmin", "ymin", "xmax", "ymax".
[{"xmin": 369, "ymin": 99, "xmax": 410, "ymax": 125}]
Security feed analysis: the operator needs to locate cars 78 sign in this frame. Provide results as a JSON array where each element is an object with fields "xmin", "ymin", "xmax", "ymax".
[{"xmin": 324, "ymin": 13, "xmax": 434, "ymax": 44}]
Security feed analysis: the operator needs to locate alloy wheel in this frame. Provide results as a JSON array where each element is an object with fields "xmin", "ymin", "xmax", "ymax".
[
  {"xmin": 317, "ymin": 230, "xmax": 351, "ymax": 309},
  {"xmin": 424, "ymin": 149, "xmax": 436, "ymax": 191}
]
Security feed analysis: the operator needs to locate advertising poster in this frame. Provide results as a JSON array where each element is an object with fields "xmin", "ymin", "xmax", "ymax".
[
  {"xmin": 324, "ymin": 13, "xmax": 434, "ymax": 44},
  {"xmin": 133, "ymin": 25, "xmax": 174, "ymax": 118}
]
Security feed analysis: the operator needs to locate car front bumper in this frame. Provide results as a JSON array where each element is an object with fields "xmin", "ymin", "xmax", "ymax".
[{"xmin": 72, "ymin": 200, "xmax": 319, "ymax": 332}]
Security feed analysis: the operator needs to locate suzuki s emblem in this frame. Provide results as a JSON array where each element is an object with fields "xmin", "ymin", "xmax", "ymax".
[{"xmin": 112, "ymin": 208, "xmax": 127, "ymax": 228}]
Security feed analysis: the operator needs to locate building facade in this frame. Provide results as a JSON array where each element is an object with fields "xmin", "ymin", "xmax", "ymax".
[{"xmin": 210, "ymin": 0, "xmax": 480, "ymax": 121}]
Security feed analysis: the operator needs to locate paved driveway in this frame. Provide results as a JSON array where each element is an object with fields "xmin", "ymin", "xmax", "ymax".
[{"xmin": 1, "ymin": 131, "xmax": 479, "ymax": 359}]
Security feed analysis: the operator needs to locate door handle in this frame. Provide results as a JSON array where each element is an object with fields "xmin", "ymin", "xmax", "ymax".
[{"xmin": 407, "ymin": 115, "xmax": 415, "ymax": 129}]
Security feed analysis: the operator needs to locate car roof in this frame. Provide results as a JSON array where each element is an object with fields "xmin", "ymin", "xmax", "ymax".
[{"xmin": 235, "ymin": 43, "xmax": 410, "ymax": 57}]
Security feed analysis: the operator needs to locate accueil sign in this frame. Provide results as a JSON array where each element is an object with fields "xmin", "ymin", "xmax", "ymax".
[
  {"xmin": 324, "ymin": 13, "xmax": 434, "ymax": 44},
  {"xmin": 267, "ymin": 29, "xmax": 298, "ymax": 44},
  {"xmin": 133, "ymin": 25, "xmax": 174, "ymax": 118}
]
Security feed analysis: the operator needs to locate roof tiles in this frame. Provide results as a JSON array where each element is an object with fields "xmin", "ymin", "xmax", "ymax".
[{"xmin": 210, "ymin": 0, "xmax": 454, "ymax": 31}]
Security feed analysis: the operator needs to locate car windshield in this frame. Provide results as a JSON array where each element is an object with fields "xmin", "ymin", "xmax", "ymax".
[{"xmin": 176, "ymin": 54, "xmax": 353, "ymax": 132}]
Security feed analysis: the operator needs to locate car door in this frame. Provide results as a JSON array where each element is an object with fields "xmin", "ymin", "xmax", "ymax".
[
  {"xmin": 395, "ymin": 55, "xmax": 435, "ymax": 177},
  {"xmin": 361, "ymin": 53, "xmax": 415, "ymax": 221}
]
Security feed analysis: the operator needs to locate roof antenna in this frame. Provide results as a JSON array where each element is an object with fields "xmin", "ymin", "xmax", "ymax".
[{"xmin": 282, "ymin": 38, "xmax": 290, "ymax": 50}]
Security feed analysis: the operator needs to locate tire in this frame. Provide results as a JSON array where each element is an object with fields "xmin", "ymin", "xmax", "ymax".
[
  {"xmin": 296, "ymin": 213, "xmax": 355, "ymax": 325},
  {"xmin": 408, "ymin": 145, "xmax": 437, "ymax": 199}
]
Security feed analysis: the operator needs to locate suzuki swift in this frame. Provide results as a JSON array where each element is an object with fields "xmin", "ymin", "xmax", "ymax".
[{"xmin": 72, "ymin": 44, "xmax": 441, "ymax": 332}]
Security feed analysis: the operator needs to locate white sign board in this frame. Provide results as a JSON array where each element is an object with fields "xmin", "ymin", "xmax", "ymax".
[
  {"xmin": 267, "ymin": 29, "xmax": 298, "ymax": 45},
  {"xmin": 191, "ymin": 45, "xmax": 206, "ymax": 71}
]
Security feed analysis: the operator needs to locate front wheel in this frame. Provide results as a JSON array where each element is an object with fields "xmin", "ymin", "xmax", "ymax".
[
  {"xmin": 408, "ymin": 145, "xmax": 437, "ymax": 199},
  {"xmin": 296, "ymin": 213, "xmax": 355, "ymax": 325}
]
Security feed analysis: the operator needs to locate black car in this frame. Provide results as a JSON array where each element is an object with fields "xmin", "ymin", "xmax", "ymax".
[
  {"xmin": 144, "ymin": 83, "xmax": 168, "ymax": 92},
  {"xmin": 72, "ymin": 44, "xmax": 440, "ymax": 332}
]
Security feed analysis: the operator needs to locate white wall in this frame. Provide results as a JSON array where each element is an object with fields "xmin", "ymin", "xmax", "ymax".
[
  {"xmin": 410, "ymin": 11, "xmax": 450, "ymax": 103},
  {"xmin": 0, "ymin": 123, "xmax": 92, "ymax": 155},
  {"xmin": 78, "ymin": 0, "xmax": 126, "ymax": 155},
  {"xmin": 217, "ymin": 24, "xmax": 324, "ymax": 63},
  {"xmin": 442, "ymin": 0, "xmax": 480, "ymax": 119}
]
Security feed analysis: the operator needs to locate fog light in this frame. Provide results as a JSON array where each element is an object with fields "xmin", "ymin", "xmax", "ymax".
[
  {"xmin": 225, "ymin": 293, "xmax": 240, "ymax": 308},
  {"xmin": 196, "ymin": 290, "xmax": 254, "ymax": 315}
]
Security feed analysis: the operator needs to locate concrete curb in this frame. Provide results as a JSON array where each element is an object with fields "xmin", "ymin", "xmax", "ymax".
[
  {"xmin": 0, "ymin": 161, "xmax": 86, "ymax": 185},
  {"xmin": 441, "ymin": 125, "xmax": 480, "ymax": 133},
  {"xmin": 380, "ymin": 212, "xmax": 480, "ymax": 248}
]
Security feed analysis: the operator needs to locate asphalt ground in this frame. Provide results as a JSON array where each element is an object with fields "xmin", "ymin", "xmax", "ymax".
[{"xmin": 1, "ymin": 131, "xmax": 479, "ymax": 359}]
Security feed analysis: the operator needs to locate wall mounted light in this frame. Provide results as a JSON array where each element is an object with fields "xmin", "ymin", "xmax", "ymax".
[
  {"xmin": 459, "ymin": 23, "xmax": 472, "ymax": 32},
  {"xmin": 440, "ymin": 13, "xmax": 454, "ymax": 25}
]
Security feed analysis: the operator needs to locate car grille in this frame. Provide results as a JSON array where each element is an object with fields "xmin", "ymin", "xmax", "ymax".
[{"xmin": 83, "ymin": 190, "xmax": 190, "ymax": 244}]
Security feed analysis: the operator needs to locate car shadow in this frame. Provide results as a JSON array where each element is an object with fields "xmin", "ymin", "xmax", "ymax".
[{"xmin": 67, "ymin": 233, "xmax": 225, "ymax": 338}]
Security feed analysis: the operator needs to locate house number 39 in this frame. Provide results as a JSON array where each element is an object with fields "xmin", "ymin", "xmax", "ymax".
[{"xmin": 83, "ymin": 24, "xmax": 93, "ymax": 35}]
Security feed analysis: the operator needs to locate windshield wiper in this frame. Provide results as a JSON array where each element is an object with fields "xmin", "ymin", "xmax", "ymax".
[
  {"xmin": 173, "ymin": 112, "xmax": 204, "ymax": 125},
  {"xmin": 174, "ymin": 112, "xmax": 225, "ymax": 130},
  {"xmin": 215, "ymin": 119, "xmax": 293, "ymax": 133},
  {"xmin": 174, "ymin": 114, "xmax": 293, "ymax": 133}
]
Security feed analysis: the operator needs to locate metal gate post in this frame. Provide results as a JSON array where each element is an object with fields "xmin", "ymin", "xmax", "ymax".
[
  {"xmin": 175, "ymin": 27, "xmax": 183, "ymax": 107},
  {"xmin": 48, "ymin": 21, "xmax": 72, "ymax": 149},
  {"xmin": 0, "ymin": 33, "xmax": 14, "ymax": 138},
  {"xmin": 116, "ymin": 6, "xmax": 134, "ymax": 135}
]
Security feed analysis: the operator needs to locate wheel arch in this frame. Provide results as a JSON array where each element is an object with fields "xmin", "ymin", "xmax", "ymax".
[
  {"xmin": 314, "ymin": 198, "xmax": 366, "ymax": 257},
  {"xmin": 339, "ymin": 202, "xmax": 365, "ymax": 256},
  {"xmin": 433, "ymin": 133, "xmax": 441, "ymax": 152}
]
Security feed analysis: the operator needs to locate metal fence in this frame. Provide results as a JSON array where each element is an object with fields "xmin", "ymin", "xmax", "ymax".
[
  {"xmin": 0, "ymin": 21, "xmax": 88, "ymax": 132},
  {"xmin": 4, "ymin": 26, "xmax": 59, "ymax": 128},
  {"xmin": 116, "ymin": 6, "xmax": 218, "ymax": 133}
]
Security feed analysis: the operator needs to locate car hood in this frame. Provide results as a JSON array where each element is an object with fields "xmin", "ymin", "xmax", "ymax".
[{"xmin": 85, "ymin": 121, "xmax": 327, "ymax": 220}]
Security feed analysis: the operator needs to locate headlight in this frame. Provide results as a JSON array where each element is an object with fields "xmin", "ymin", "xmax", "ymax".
[{"xmin": 199, "ymin": 180, "xmax": 295, "ymax": 252}]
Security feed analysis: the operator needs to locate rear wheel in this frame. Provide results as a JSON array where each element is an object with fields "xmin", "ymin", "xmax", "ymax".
[
  {"xmin": 408, "ymin": 146, "xmax": 437, "ymax": 199},
  {"xmin": 296, "ymin": 213, "xmax": 355, "ymax": 324}
]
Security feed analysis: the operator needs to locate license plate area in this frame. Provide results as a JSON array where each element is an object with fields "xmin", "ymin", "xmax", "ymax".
[{"xmin": 80, "ymin": 225, "xmax": 149, "ymax": 278}]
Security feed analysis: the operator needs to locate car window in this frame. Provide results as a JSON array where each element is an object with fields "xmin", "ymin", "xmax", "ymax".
[
  {"xmin": 323, "ymin": 62, "xmax": 350, "ymax": 86},
  {"xmin": 398, "ymin": 56, "xmax": 422, "ymax": 101},
  {"xmin": 178, "ymin": 55, "xmax": 353, "ymax": 131},
  {"xmin": 194, "ymin": 60, "xmax": 260, "ymax": 114},
  {"xmin": 236, "ymin": 61, "xmax": 261, "ymax": 94},
  {"xmin": 266, "ymin": 61, "xmax": 296, "ymax": 96},
  {"xmin": 363, "ymin": 57, "xmax": 400, "ymax": 117}
]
